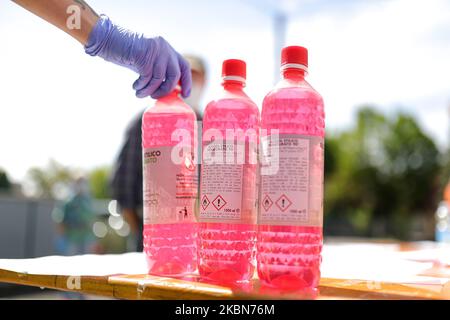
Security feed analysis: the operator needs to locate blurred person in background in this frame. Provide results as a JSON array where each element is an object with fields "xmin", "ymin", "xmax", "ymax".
[
  {"xmin": 52, "ymin": 177, "xmax": 95, "ymax": 299},
  {"xmin": 53, "ymin": 177, "xmax": 95, "ymax": 256},
  {"xmin": 111, "ymin": 55, "xmax": 207, "ymax": 252},
  {"xmin": 183, "ymin": 55, "xmax": 208, "ymax": 121}
]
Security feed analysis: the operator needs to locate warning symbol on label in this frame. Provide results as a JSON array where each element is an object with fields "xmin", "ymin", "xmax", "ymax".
[
  {"xmin": 275, "ymin": 194, "xmax": 292, "ymax": 212},
  {"xmin": 212, "ymin": 195, "xmax": 227, "ymax": 211},
  {"xmin": 177, "ymin": 206, "xmax": 189, "ymax": 219},
  {"xmin": 201, "ymin": 195, "xmax": 210, "ymax": 210},
  {"xmin": 262, "ymin": 195, "xmax": 273, "ymax": 212}
]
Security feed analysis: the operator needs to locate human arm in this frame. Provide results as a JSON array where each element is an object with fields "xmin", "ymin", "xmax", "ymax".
[{"xmin": 12, "ymin": 0, "xmax": 98, "ymax": 45}]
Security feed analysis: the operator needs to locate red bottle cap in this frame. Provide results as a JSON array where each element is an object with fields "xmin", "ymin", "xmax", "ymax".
[
  {"xmin": 222, "ymin": 59, "xmax": 246, "ymax": 82},
  {"xmin": 281, "ymin": 46, "xmax": 308, "ymax": 69}
]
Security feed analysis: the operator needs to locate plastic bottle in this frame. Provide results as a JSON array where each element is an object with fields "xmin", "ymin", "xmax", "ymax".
[
  {"xmin": 258, "ymin": 46, "xmax": 325, "ymax": 294},
  {"xmin": 198, "ymin": 59, "xmax": 260, "ymax": 283},
  {"xmin": 142, "ymin": 85, "xmax": 198, "ymax": 276}
]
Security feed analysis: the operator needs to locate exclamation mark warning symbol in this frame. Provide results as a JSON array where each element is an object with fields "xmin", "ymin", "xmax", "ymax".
[
  {"xmin": 275, "ymin": 194, "xmax": 292, "ymax": 212},
  {"xmin": 212, "ymin": 195, "xmax": 227, "ymax": 211}
]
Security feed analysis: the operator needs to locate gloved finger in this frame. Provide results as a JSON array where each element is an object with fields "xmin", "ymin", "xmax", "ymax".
[
  {"xmin": 136, "ymin": 59, "xmax": 168, "ymax": 98},
  {"xmin": 151, "ymin": 59, "xmax": 181, "ymax": 99},
  {"xmin": 178, "ymin": 54, "xmax": 192, "ymax": 98},
  {"xmin": 133, "ymin": 74, "xmax": 152, "ymax": 91}
]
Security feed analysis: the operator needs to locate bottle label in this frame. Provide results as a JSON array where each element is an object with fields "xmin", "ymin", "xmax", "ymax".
[
  {"xmin": 199, "ymin": 140, "xmax": 248, "ymax": 223},
  {"xmin": 143, "ymin": 146, "xmax": 198, "ymax": 224},
  {"xmin": 259, "ymin": 134, "xmax": 324, "ymax": 227}
]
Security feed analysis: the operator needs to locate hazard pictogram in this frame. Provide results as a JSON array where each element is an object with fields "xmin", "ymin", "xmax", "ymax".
[
  {"xmin": 275, "ymin": 194, "xmax": 292, "ymax": 212},
  {"xmin": 262, "ymin": 195, "xmax": 273, "ymax": 212},
  {"xmin": 212, "ymin": 195, "xmax": 227, "ymax": 211},
  {"xmin": 201, "ymin": 195, "xmax": 210, "ymax": 211},
  {"xmin": 178, "ymin": 206, "xmax": 189, "ymax": 218}
]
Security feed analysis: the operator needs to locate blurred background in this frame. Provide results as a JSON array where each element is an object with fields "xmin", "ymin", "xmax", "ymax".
[{"xmin": 0, "ymin": 0, "xmax": 449, "ymax": 297}]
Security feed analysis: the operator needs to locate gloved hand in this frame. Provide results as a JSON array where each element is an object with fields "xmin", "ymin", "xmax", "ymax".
[{"xmin": 85, "ymin": 15, "xmax": 191, "ymax": 99}]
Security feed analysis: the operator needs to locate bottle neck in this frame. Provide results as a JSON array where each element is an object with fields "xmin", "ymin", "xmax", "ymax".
[
  {"xmin": 170, "ymin": 89, "xmax": 181, "ymax": 97},
  {"xmin": 222, "ymin": 80, "xmax": 245, "ymax": 91},
  {"xmin": 167, "ymin": 86, "xmax": 182, "ymax": 97},
  {"xmin": 157, "ymin": 88, "xmax": 182, "ymax": 105},
  {"xmin": 282, "ymin": 68, "xmax": 306, "ymax": 80}
]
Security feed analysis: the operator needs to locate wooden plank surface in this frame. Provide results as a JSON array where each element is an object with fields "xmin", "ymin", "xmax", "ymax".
[
  {"xmin": 1, "ymin": 268, "xmax": 449, "ymax": 300},
  {"xmin": 0, "ymin": 242, "xmax": 449, "ymax": 300}
]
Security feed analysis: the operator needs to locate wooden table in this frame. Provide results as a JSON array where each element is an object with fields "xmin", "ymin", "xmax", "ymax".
[{"xmin": 1, "ymin": 241, "xmax": 449, "ymax": 300}]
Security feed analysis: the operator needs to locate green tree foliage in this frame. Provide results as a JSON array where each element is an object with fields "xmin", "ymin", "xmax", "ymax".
[
  {"xmin": 89, "ymin": 166, "xmax": 111, "ymax": 199},
  {"xmin": 325, "ymin": 106, "xmax": 442, "ymax": 239},
  {"xmin": 440, "ymin": 149, "xmax": 450, "ymax": 191},
  {"xmin": 26, "ymin": 160, "xmax": 76, "ymax": 198},
  {"xmin": 0, "ymin": 169, "xmax": 12, "ymax": 191},
  {"xmin": 25, "ymin": 160, "xmax": 112, "ymax": 200}
]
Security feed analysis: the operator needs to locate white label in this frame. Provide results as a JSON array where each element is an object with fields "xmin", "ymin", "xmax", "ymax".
[
  {"xmin": 199, "ymin": 141, "xmax": 244, "ymax": 222},
  {"xmin": 259, "ymin": 134, "xmax": 324, "ymax": 227},
  {"xmin": 143, "ymin": 146, "xmax": 198, "ymax": 224}
]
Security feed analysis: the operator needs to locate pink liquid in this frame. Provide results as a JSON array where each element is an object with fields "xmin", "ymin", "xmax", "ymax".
[
  {"xmin": 198, "ymin": 82, "xmax": 260, "ymax": 283},
  {"xmin": 142, "ymin": 89, "xmax": 198, "ymax": 276},
  {"xmin": 258, "ymin": 69, "xmax": 325, "ymax": 294}
]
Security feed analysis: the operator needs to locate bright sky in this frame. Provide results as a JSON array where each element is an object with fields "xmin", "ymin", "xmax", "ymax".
[{"xmin": 0, "ymin": 0, "xmax": 449, "ymax": 182}]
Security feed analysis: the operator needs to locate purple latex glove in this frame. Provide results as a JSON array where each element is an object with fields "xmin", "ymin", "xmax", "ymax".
[{"xmin": 85, "ymin": 15, "xmax": 191, "ymax": 99}]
